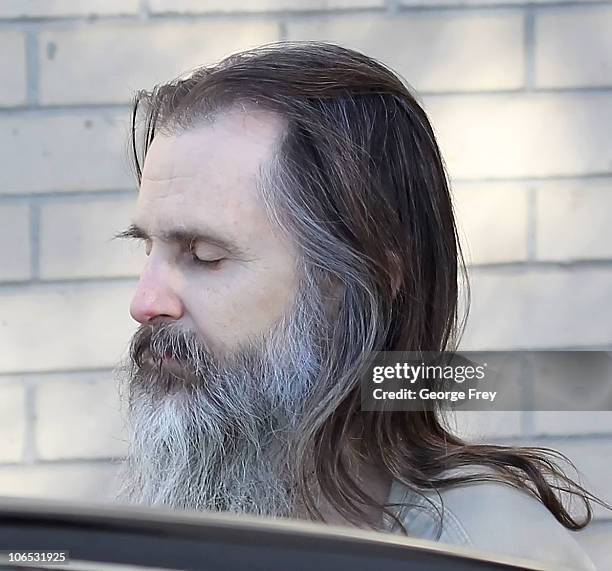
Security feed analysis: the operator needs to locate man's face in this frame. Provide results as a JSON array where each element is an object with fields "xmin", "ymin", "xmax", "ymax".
[
  {"xmin": 129, "ymin": 108, "xmax": 299, "ymax": 355},
  {"xmin": 117, "ymin": 109, "xmax": 329, "ymax": 516}
]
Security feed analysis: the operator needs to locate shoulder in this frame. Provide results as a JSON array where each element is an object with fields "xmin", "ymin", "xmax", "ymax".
[{"xmin": 387, "ymin": 475, "xmax": 596, "ymax": 570}]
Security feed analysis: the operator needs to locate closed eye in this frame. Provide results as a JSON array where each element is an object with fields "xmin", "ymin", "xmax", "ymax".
[
  {"xmin": 190, "ymin": 254, "xmax": 224, "ymax": 268},
  {"xmin": 188, "ymin": 242, "xmax": 224, "ymax": 268},
  {"xmin": 115, "ymin": 224, "xmax": 232, "ymax": 269}
]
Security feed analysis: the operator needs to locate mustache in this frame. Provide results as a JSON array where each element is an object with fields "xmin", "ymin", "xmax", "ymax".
[{"xmin": 128, "ymin": 323, "xmax": 218, "ymax": 386}]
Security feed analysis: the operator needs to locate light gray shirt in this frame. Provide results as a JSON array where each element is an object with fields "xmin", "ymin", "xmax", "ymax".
[{"xmin": 385, "ymin": 472, "xmax": 597, "ymax": 570}]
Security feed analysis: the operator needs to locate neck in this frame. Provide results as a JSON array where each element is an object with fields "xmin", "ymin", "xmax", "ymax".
[{"xmin": 296, "ymin": 457, "xmax": 393, "ymax": 531}]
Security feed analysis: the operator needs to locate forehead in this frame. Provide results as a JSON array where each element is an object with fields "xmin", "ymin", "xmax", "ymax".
[{"xmin": 136, "ymin": 108, "xmax": 286, "ymax": 241}]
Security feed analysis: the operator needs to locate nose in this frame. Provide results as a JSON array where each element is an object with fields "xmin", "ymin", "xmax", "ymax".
[{"xmin": 129, "ymin": 261, "xmax": 184, "ymax": 325}]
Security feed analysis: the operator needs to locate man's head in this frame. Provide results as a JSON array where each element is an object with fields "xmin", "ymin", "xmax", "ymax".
[
  {"xmin": 115, "ymin": 42, "xmax": 463, "ymax": 527},
  {"xmin": 127, "ymin": 108, "xmax": 299, "ymax": 355}
]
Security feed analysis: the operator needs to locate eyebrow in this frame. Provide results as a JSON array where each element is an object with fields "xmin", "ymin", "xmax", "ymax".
[{"xmin": 114, "ymin": 223, "xmax": 245, "ymax": 258}]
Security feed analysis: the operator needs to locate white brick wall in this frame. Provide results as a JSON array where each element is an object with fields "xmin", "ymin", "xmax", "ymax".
[
  {"xmin": 453, "ymin": 184, "xmax": 528, "ymax": 264},
  {"xmin": 0, "ymin": 114, "xmax": 133, "ymax": 194},
  {"xmin": 0, "ymin": 0, "xmax": 611, "ymax": 565},
  {"xmin": 39, "ymin": 198, "xmax": 141, "ymax": 279},
  {"xmin": 461, "ymin": 268, "xmax": 612, "ymax": 350},
  {"xmin": 39, "ymin": 21, "xmax": 281, "ymax": 104},
  {"xmin": 0, "ymin": 383, "xmax": 26, "ymax": 463},
  {"xmin": 425, "ymin": 93, "xmax": 612, "ymax": 179},
  {"xmin": 0, "ymin": 203, "xmax": 31, "ymax": 281},
  {"xmin": 532, "ymin": 412, "xmax": 612, "ymax": 437},
  {"xmin": 536, "ymin": 179, "xmax": 612, "ymax": 261},
  {"xmin": 0, "ymin": 32, "xmax": 27, "ymax": 107},
  {"xmin": 535, "ymin": 5, "xmax": 612, "ymax": 88},
  {"xmin": 287, "ymin": 12, "xmax": 525, "ymax": 92},
  {"xmin": 401, "ymin": 0, "xmax": 597, "ymax": 4},
  {"xmin": 0, "ymin": 463, "xmax": 120, "ymax": 502},
  {"xmin": 452, "ymin": 410, "xmax": 524, "ymax": 440},
  {"xmin": 0, "ymin": 1, "xmax": 140, "ymax": 18},
  {"xmin": 150, "ymin": 0, "xmax": 384, "ymax": 12},
  {"xmin": 36, "ymin": 375, "xmax": 127, "ymax": 460},
  {"xmin": 0, "ymin": 282, "xmax": 137, "ymax": 373}
]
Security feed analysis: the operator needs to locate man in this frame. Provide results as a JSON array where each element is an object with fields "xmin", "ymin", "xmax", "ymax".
[{"xmin": 114, "ymin": 42, "xmax": 600, "ymax": 569}]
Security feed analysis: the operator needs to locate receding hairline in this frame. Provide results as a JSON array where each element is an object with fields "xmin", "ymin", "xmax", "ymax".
[
  {"xmin": 154, "ymin": 99, "xmax": 290, "ymax": 143},
  {"xmin": 136, "ymin": 101, "xmax": 294, "ymax": 251},
  {"xmin": 150, "ymin": 101, "xmax": 290, "ymax": 198}
]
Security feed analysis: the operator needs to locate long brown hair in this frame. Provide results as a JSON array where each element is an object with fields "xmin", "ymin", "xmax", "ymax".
[{"xmin": 129, "ymin": 41, "xmax": 609, "ymax": 533}]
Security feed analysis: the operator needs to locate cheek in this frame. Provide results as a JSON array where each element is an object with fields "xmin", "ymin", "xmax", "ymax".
[
  {"xmin": 242, "ymin": 274, "xmax": 296, "ymax": 325},
  {"xmin": 181, "ymin": 262, "xmax": 298, "ymax": 347}
]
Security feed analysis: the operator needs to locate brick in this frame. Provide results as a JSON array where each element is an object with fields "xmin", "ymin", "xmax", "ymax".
[
  {"xmin": 460, "ymin": 268, "xmax": 612, "ymax": 350},
  {"xmin": 536, "ymin": 179, "xmax": 612, "ymax": 261},
  {"xmin": 532, "ymin": 412, "xmax": 612, "ymax": 437},
  {"xmin": 536, "ymin": 5, "xmax": 612, "ymax": 88},
  {"xmin": 453, "ymin": 185, "xmax": 528, "ymax": 265},
  {"xmin": 151, "ymin": 0, "xmax": 382, "ymax": 12},
  {"xmin": 36, "ymin": 376, "xmax": 127, "ymax": 460},
  {"xmin": 0, "ymin": 32, "xmax": 27, "ymax": 106},
  {"xmin": 0, "ymin": 384, "xmax": 26, "ymax": 463},
  {"xmin": 525, "ymin": 351, "xmax": 612, "ymax": 415},
  {"xmin": 452, "ymin": 410, "xmax": 524, "ymax": 441},
  {"xmin": 40, "ymin": 198, "xmax": 143, "ymax": 279},
  {"xmin": 0, "ymin": 462, "xmax": 120, "ymax": 502},
  {"xmin": 400, "ymin": 0, "xmax": 591, "ymax": 4},
  {"xmin": 0, "ymin": 203, "xmax": 31, "ymax": 281},
  {"xmin": 424, "ymin": 93, "xmax": 612, "ymax": 179},
  {"xmin": 0, "ymin": 0, "xmax": 139, "ymax": 18},
  {"xmin": 0, "ymin": 113, "xmax": 133, "ymax": 194},
  {"xmin": 39, "ymin": 21, "xmax": 280, "ymax": 105},
  {"xmin": 0, "ymin": 282, "xmax": 137, "ymax": 373},
  {"xmin": 288, "ymin": 12, "xmax": 524, "ymax": 92}
]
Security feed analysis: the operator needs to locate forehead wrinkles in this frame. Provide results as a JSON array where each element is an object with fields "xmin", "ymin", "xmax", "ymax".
[
  {"xmin": 138, "ymin": 109, "xmax": 288, "ymax": 224},
  {"xmin": 144, "ymin": 106, "xmax": 288, "ymax": 178}
]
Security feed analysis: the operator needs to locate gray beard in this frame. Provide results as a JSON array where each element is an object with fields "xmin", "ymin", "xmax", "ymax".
[{"xmin": 113, "ymin": 274, "xmax": 327, "ymax": 518}]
